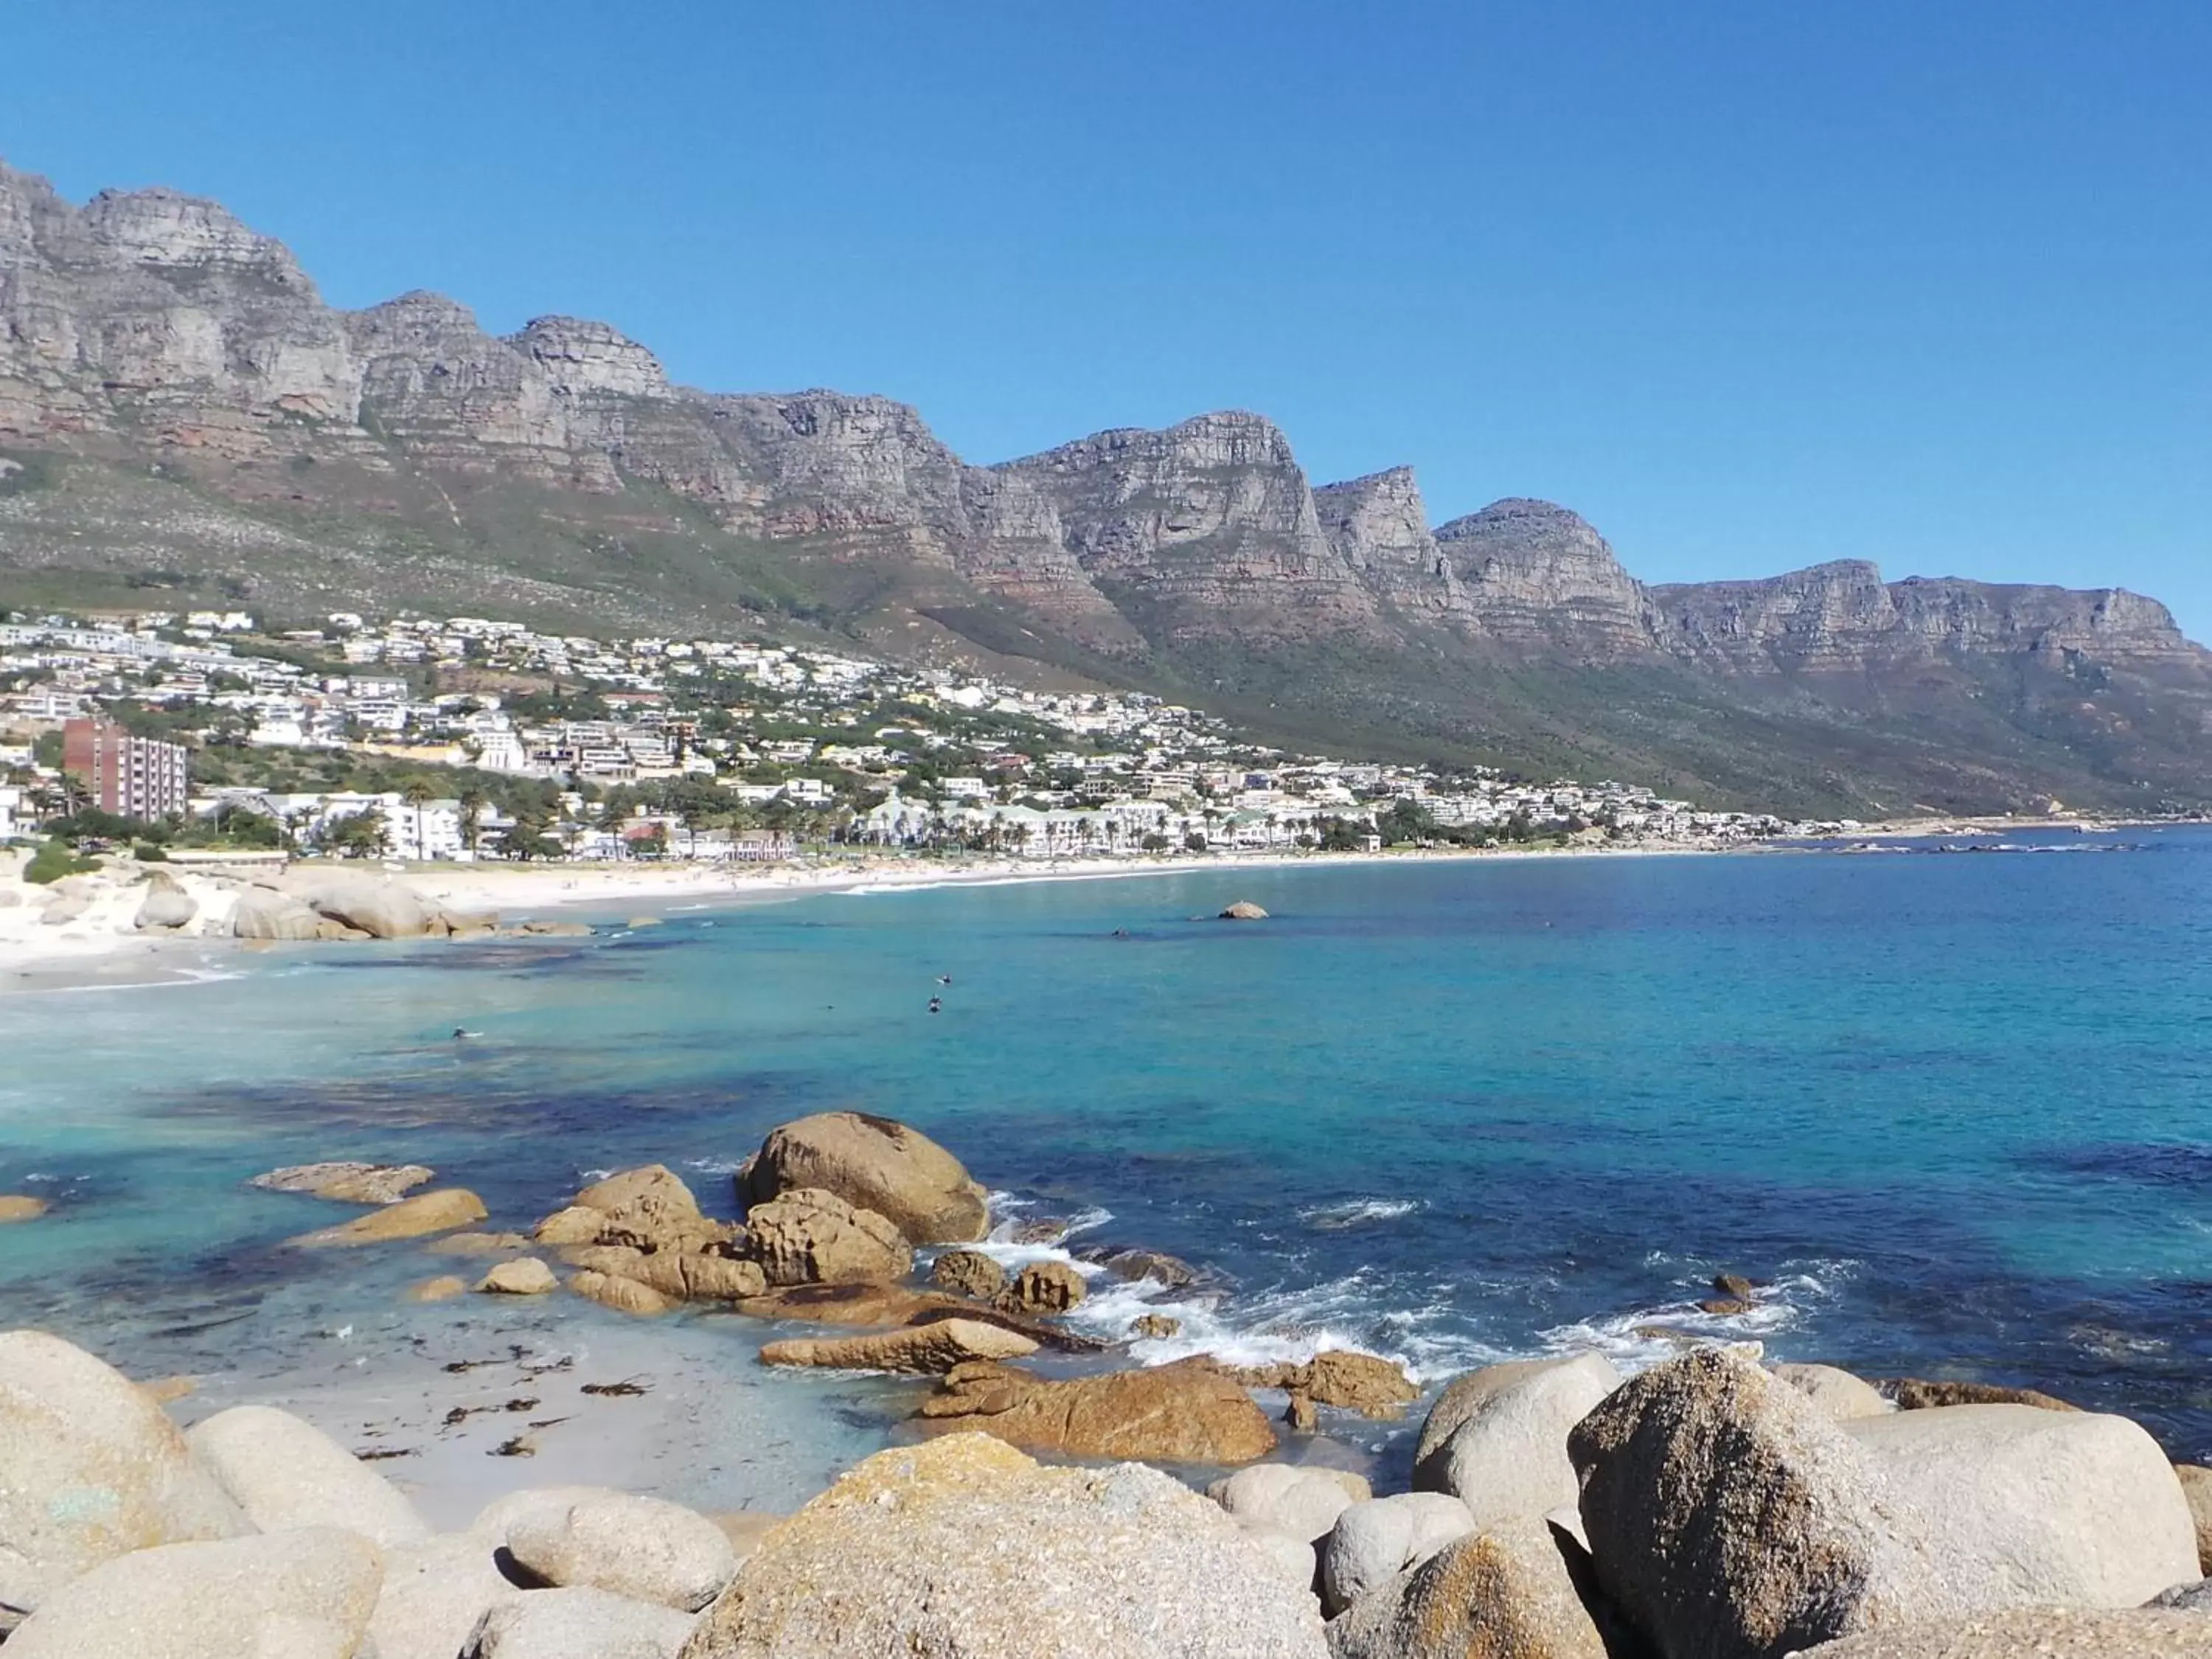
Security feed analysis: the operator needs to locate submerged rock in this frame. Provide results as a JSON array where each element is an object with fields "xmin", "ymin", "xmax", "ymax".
[
  {"xmin": 677, "ymin": 1433, "xmax": 1326, "ymax": 1658},
  {"xmin": 759, "ymin": 1318, "xmax": 1038, "ymax": 1374},
  {"xmin": 0, "ymin": 1330, "xmax": 248, "ymax": 1621},
  {"xmin": 739, "ymin": 1110, "xmax": 989, "ymax": 1245},
  {"xmin": 406, "ymin": 1275, "xmax": 469, "ymax": 1303},
  {"xmin": 1091, "ymin": 1246, "xmax": 1199, "ymax": 1287},
  {"xmin": 288, "ymin": 1187, "xmax": 488, "ymax": 1247},
  {"xmin": 0, "ymin": 1194, "xmax": 49, "ymax": 1222},
  {"xmin": 916, "ymin": 1357, "xmax": 1277, "ymax": 1464},
  {"xmin": 252, "ymin": 1161, "xmax": 436, "ymax": 1205}
]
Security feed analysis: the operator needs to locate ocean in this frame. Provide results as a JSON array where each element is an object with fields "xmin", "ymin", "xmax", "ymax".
[{"xmin": 4, "ymin": 829, "xmax": 2210, "ymax": 1484}]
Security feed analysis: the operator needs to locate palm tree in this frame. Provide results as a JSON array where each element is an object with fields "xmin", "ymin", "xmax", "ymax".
[
  {"xmin": 400, "ymin": 778, "xmax": 434, "ymax": 863},
  {"xmin": 456, "ymin": 786, "xmax": 487, "ymax": 855}
]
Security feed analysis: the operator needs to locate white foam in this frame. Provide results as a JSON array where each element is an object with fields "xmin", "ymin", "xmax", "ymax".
[{"xmin": 1299, "ymin": 1197, "xmax": 1420, "ymax": 1230}]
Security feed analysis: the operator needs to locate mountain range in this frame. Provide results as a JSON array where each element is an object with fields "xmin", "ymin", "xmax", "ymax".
[{"xmin": 3, "ymin": 159, "xmax": 2208, "ymax": 817}]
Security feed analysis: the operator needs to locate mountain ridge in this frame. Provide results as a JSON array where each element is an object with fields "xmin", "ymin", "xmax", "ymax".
[{"xmin": 3, "ymin": 159, "xmax": 2207, "ymax": 817}]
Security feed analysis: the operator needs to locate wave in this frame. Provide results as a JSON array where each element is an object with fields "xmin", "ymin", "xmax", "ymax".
[{"xmin": 1539, "ymin": 1258, "xmax": 1861, "ymax": 1371}]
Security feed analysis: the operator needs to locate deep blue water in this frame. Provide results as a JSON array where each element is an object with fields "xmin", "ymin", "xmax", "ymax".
[{"xmin": 4, "ymin": 830, "xmax": 2211, "ymax": 1461}]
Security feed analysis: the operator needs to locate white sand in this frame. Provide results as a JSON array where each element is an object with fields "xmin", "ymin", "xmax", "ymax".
[{"xmin": 0, "ymin": 840, "xmax": 1737, "ymax": 992}]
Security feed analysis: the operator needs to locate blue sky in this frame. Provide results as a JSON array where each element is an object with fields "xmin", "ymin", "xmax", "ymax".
[{"xmin": 4, "ymin": 2, "xmax": 2208, "ymax": 632}]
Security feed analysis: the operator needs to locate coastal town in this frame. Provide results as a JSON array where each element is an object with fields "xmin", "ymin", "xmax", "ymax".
[{"xmin": 0, "ymin": 607, "xmax": 1834, "ymax": 865}]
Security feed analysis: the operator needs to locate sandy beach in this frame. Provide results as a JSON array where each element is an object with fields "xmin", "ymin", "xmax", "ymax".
[{"xmin": 0, "ymin": 839, "xmax": 1736, "ymax": 994}]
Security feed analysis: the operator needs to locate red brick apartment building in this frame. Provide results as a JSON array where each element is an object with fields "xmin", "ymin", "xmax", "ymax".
[{"xmin": 61, "ymin": 718, "xmax": 189, "ymax": 821}]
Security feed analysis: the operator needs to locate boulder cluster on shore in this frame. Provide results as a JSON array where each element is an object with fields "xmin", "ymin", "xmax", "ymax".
[{"xmin": 4, "ymin": 1111, "xmax": 2211, "ymax": 1657}]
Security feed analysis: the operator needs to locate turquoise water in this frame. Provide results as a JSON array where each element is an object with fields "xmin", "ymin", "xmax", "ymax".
[{"xmin": 4, "ymin": 832, "xmax": 2210, "ymax": 1462}]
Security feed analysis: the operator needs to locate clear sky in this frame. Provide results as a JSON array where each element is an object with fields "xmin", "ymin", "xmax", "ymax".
[{"xmin": 4, "ymin": 3, "xmax": 2207, "ymax": 631}]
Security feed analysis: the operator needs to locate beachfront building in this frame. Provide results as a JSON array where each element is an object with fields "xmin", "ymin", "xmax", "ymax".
[{"xmin": 62, "ymin": 718, "xmax": 189, "ymax": 821}]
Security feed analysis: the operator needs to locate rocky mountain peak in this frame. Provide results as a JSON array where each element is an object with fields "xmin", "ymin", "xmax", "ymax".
[
  {"xmin": 77, "ymin": 186, "xmax": 310, "ymax": 288},
  {"xmin": 508, "ymin": 316, "xmax": 669, "ymax": 400},
  {"xmin": 1433, "ymin": 498, "xmax": 1660, "ymax": 656}
]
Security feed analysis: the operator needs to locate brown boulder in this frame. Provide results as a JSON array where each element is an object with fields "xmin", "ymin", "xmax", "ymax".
[
  {"xmin": 931, "ymin": 1249, "xmax": 1008, "ymax": 1301},
  {"xmin": 760, "ymin": 1318, "xmax": 1039, "ymax": 1374},
  {"xmin": 425, "ymin": 1230, "xmax": 531, "ymax": 1256},
  {"xmin": 1133, "ymin": 1314, "xmax": 1182, "ymax": 1340},
  {"xmin": 288, "ymin": 1187, "xmax": 487, "ymax": 1248},
  {"xmin": 998, "ymin": 1260, "xmax": 1086, "ymax": 1315},
  {"xmin": 916, "ymin": 1357, "xmax": 1276, "ymax": 1464},
  {"xmin": 1091, "ymin": 1247, "xmax": 1199, "ymax": 1287},
  {"xmin": 740, "ymin": 1110, "xmax": 989, "ymax": 1244},
  {"xmin": 1234, "ymin": 1351, "xmax": 1419, "ymax": 1420},
  {"xmin": 745, "ymin": 1188, "xmax": 912, "ymax": 1287},
  {"xmin": 405, "ymin": 1275, "xmax": 469, "ymax": 1303},
  {"xmin": 568, "ymin": 1245, "xmax": 765, "ymax": 1303},
  {"xmin": 534, "ymin": 1205, "xmax": 610, "ymax": 1245},
  {"xmin": 1883, "ymin": 1377, "xmax": 2079, "ymax": 1413},
  {"xmin": 1220, "ymin": 900, "xmax": 1269, "ymax": 919},
  {"xmin": 479, "ymin": 1257, "xmax": 559, "ymax": 1295},
  {"xmin": 574, "ymin": 1165, "xmax": 702, "ymax": 1230},
  {"xmin": 0, "ymin": 1195, "xmax": 49, "ymax": 1223},
  {"xmin": 569, "ymin": 1269, "xmax": 671, "ymax": 1316}
]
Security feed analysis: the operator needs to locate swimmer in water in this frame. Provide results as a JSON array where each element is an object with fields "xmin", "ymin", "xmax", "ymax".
[
  {"xmin": 928, "ymin": 995, "xmax": 942, "ymax": 1015},
  {"xmin": 453, "ymin": 1028, "xmax": 467, "ymax": 1040}
]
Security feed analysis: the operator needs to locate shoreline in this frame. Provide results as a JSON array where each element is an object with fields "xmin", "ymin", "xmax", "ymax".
[{"xmin": 0, "ymin": 839, "xmax": 1745, "ymax": 993}]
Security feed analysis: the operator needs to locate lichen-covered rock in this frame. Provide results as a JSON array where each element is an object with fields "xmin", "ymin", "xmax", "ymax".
[
  {"xmin": 931, "ymin": 1248, "xmax": 1007, "ymax": 1301},
  {"xmin": 759, "ymin": 1318, "xmax": 1038, "ymax": 1374},
  {"xmin": 916, "ymin": 1357, "xmax": 1276, "ymax": 1464},
  {"xmin": 1326, "ymin": 1520, "xmax": 1608, "ymax": 1659},
  {"xmin": 1567, "ymin": 1347, "xmax": 1947, "ymax": 1659},
  {"xmin": 744, "ymin": 1188, "xmax": 912, "ymax": 1286},
  {"xmin": 1843, "ymin": 1403, "xmax": 2199, "ymax": 1609},
  {"xmin": 1414, "ymin": 1352, "xmax": 1619, "ymax": 1524},
  {"xmin": 4, "ymin": 1526, "xmax": 383, "ymax": 1659},
  {"xmin": 507, "ymin": 1491, "xmax": 737, "ymax": 1613},
  {"xmin": 998, "ymin": 1259, "xmax": 1086, "ymax": 1314},
  {"xmin": 187, "ymin": 1403, "xmax": 429, "ymax": 1549},
  {"xmin": 1318, "ymin": 1492, "xmax": 1478, "ymax": 1615},
  {"xmin": 0, "ymin": 1329, "xmax": 249, "ymax": 1620},
  {"xmin": 740, "ymin": 1111, "xmax": 989, "ymax": 1244},
  {"xmin": 678, "ymin": 1433, "xmax": 1327, "ymax": 1658},
  {"xmin": 288, "ymin": 1186, "xmax": 487, "ymax": 1246}
]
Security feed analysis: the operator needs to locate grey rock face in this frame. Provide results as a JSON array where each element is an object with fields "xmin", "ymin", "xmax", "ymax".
[
  {"xmin": 464, "ymin": 1586, "xmax": 698, "ymax": 1658},
  {"xmin": 1318, "ymin": 1492, "xmax": 1478, "ymax": 1617},
  {"xmin": 187, "ymin": 1402, "xmax": 431, "ymax": 1550},
  {"xmin": 1436, "ymin": 498, "xmax": 1664, "ymax": 658},
  {"xmin": 505, "ymin": 1491, "xmax": 737, "ymax": 1612},
  {"xmin": 1326, "ymin": 1520, "xmax": 1608, "ymax": 1659},
  {"xmin": 1412, "ymin": 1350, "xmax": 1621, "ymax": 1523},
  {"xmin": 2, "ymin": 1526, "xmax": 383, "ymax": 1659},
  {"xmin": 0, "ymin": 1329, "xmax": 250, "ymax": 1621}
]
